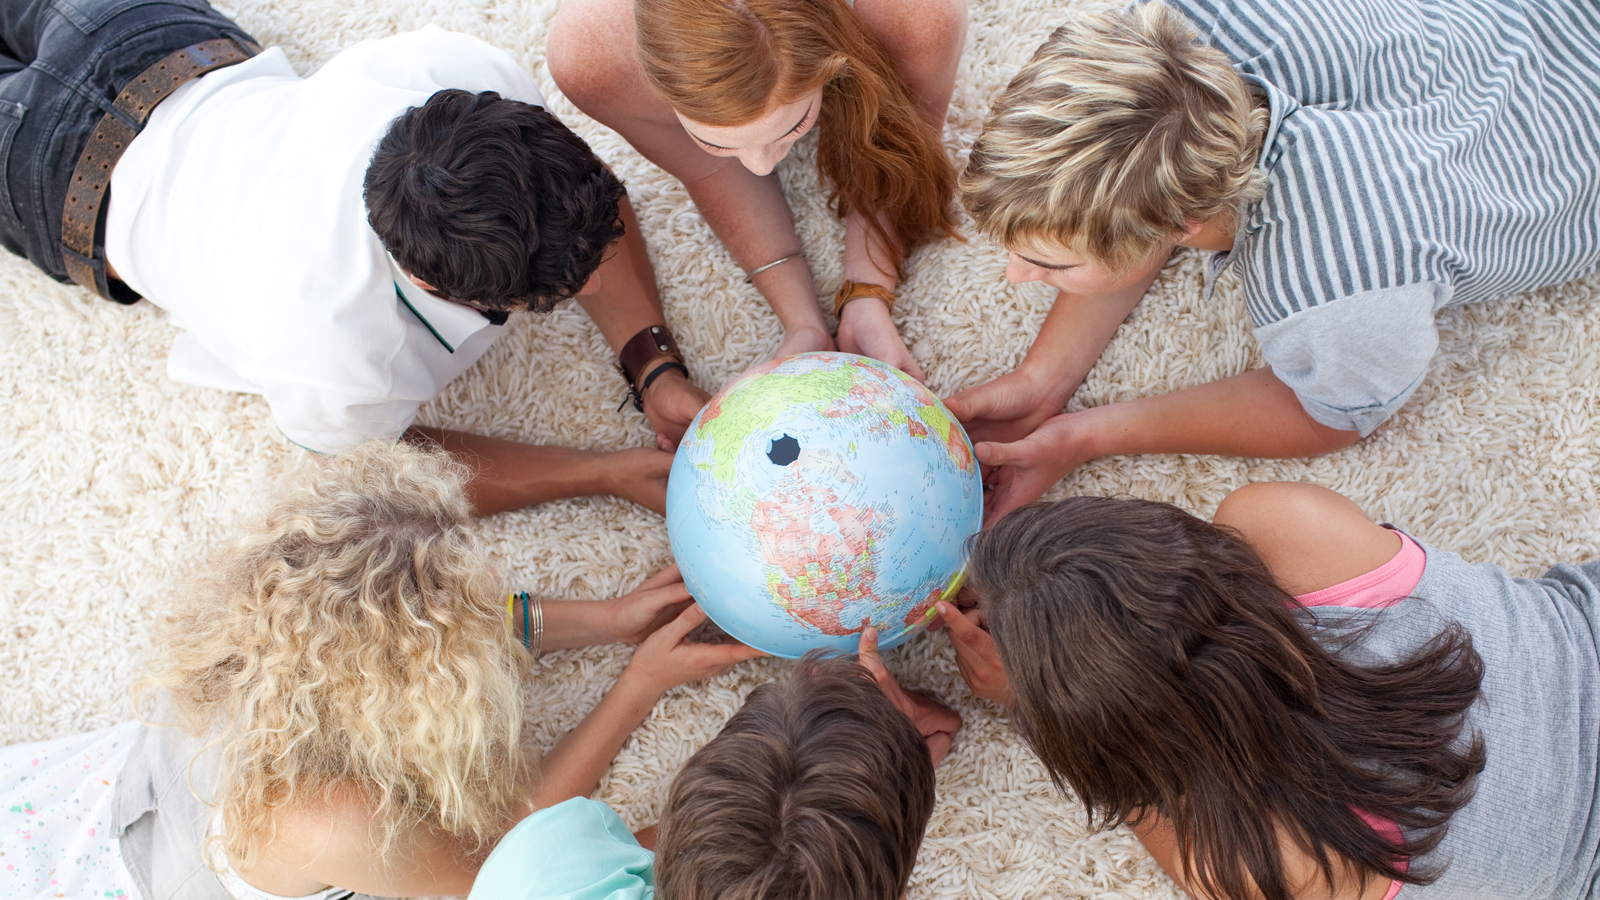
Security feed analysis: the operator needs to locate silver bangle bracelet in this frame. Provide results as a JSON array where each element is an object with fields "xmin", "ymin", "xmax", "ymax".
[
  {"xmin": 528, "ymin": 594, "xmax": 544, "ymax": 658},
  {"xmin": 744, "ymin": 252, "xmax": 805, "ymax": 283}
]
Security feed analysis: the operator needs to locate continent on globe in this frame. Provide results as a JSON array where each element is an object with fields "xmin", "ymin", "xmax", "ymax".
[{"xmin": 666, "ymin": 352, "xmax": 982, "ymax": 658}]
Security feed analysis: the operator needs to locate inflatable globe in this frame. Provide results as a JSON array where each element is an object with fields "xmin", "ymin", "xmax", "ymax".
[{"xmin": 666, "ymin": 352, "xmax": 982, "ymax": 658}]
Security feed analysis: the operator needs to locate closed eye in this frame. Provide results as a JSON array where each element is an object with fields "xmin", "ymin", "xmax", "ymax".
[
  {"xmin": 1018, "ymin": 254, "xmax": 1079, "ymax": 271},
  {"xmin": 687, "ymin": 104, "xmax": 815, "ymax": 153}
]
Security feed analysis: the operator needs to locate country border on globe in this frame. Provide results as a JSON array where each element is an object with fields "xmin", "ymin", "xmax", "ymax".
[{"xmin": 666, "ymin": 352, "xmax": 983, "ymax": 658}]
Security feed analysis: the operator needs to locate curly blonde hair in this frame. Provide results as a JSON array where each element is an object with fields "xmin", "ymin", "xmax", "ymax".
[
  {"xmin": 959, "ymin": 2, "xmax": 1268, "ymax": 271},
  {"xmin": 139, "ymin": 442, "xmax": 531, "ymax": 871}
]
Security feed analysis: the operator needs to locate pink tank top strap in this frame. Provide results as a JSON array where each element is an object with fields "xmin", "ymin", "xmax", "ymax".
[{"xmin": 1296, "ymin": 530, "xmax": 1426, "ymax": 610}]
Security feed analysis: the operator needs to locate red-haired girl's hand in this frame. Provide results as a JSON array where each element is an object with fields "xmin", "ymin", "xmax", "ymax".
[
  {"xmin": 837, "ymin": 298, "xmax": 927, "ymax": 382},
  {"xmin": 857, "ymin": 627, "xmax": 962, "ymax": 766},
  {"xmin": 935, "ymin": 601, "xmax": 1014, "ymax": 706}
]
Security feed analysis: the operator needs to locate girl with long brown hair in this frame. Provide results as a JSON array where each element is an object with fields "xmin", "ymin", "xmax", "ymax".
[
  {"xmin": 936, "ymin": 481, "xmax": 1600, "ymax": 899},
  {"xmin": 548, "ymin": 0, "xmax": 964, "ymax": 382}
]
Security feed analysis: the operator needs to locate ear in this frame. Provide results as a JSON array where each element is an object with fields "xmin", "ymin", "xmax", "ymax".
[
  {"xmin": 1180, "ymin": 217, "xmax": 1208, "ymax": 239},
  {"xmin": 405, "ymin": 271, "xmax": 439, "ymax": 292}
]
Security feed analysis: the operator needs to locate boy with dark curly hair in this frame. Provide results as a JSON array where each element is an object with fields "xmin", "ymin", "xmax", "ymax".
[{"xmin": 0, "ymin": 0, "xmax": 707, "ymax": 514}]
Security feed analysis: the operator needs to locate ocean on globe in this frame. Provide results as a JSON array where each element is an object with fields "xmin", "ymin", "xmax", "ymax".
[{"xmin": 666, "ymin": 351, "xmax": 982, "ymax": 658}]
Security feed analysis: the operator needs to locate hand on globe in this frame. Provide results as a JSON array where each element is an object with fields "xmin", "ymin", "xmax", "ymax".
[
  {"xmin": 666, "ymin": 352, "xmax": 981, "ymax": 658},
  {"xmin": 934, "ymin": 601, "xmax": 1013, "ymax": 707},
  {"xmin": 973, "ymin": 411, "xmax": 1094, "ymax": 528},
  {"xmin": 641, "ymin": 369, "xmax": 711, "ymax": 452},
  {"xmin": 624, "ymin": 603, "xmax": 766, "ymax": 694},
  {"xmin": 773, "ymin": 323, "xmax": 835, "ymax": 360},
  {"xmin": 857, "ymin": 627, "xmax": 963, "ymax": 766},
  {"xmin": 604, "ymin": 565, "xmax": 695, "ymax": 645},
  {"xmin": 836, "ymin": 298, "xmax": 927, "ymax": 383},
  {"xmin": 942, "ymin": 367, "xmax": 1062, "ymax": 458},
  {"xmin": 602, "ymin": 446, "xmax": 673, "ymax": 514}
]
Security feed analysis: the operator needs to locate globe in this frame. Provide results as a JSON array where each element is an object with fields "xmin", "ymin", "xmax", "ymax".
[{"xmin": 666, "ymin": 352, "xmax": 983, "ymax": 658}]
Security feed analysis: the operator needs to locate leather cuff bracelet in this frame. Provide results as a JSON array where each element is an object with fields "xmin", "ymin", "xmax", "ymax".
[
  {"xmin": 618, "ymin": 324, "xmax": 685, "ymax": 413},
  {"xmin": 833, "ymin": 280, "xmax": 896, "ymax": 318}
]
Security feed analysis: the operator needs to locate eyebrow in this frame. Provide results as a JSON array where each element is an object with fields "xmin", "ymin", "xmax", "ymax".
[
  {"xmin": 1018, "ymin": 254, "xmax": 1079, "ymax": 271},
  {"xmin": 688, "ymin": 103, "xmax": 815, "ymax": 152}
]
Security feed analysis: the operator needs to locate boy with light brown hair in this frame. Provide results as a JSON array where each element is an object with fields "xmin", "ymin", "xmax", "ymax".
[
  {"xmin": 466, "ymin": 630, "xmax": 961, "ymax": 900},
  {"xmin": 947, "ymin": 0, "xmax": 1600, "ymax": 524}
]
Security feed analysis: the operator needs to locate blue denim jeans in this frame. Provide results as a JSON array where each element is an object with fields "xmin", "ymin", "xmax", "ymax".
[{"xmin": 0, "ymin": 0, "xmax": 254, "ymax": 299}]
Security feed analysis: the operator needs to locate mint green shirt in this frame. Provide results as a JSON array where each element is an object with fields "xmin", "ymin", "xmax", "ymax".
[{"xmin": 469, "ymin": 798, "xmax": 655, "ymax": 900}]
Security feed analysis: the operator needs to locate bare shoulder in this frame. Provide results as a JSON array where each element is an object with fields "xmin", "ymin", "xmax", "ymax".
[
  {"xmin": 1135, "ymin": 808, "xmax": 1397, "ymax": 900},
  {"xmin": 852, "ymin": 0, "xmax": 967, "ymax": 71},
  {"xmin": 243, "ymin": 784, "xmax": 479, "ymax": 898},
  {"xmin": 1214, "ymin": 482, "xmax": 1402, "ymax": 597},
  {"xmin": 547, "ymin": 0, "xmax": 650, "ymax": 114}
]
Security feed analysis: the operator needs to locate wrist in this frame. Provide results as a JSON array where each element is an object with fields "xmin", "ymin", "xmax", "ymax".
[
  {"xmin": 837, "ymin": 295, "xmax": 892, "ymax": 328},
  {"xmin": 617, "ymin": 326, "xmax": 686, "ymax": 413},
  {"xmin": 615, "ymin": 659, "xmax": 672, "ymax": 703},
  {"xmin": 637, "ymin": 354, "xmax": 687, "ymax": 398},
  {"xmin": 1047, "ymin": 406, "xmax": 1108, "ymax": 468},
  {"xmin": 581, "ymin": 448, "xmax": 627, "ymax": 499},
  {"xmin": 541, "ymin": 599, "xmax": 617, "ymax": 651},
  {"xmin": 833, "ymin": 280, "xmax": 895, "ymax": 320},
  {"xmin": 1011, "ymin": 357, "xmax": 1074, "ymax": 413}
]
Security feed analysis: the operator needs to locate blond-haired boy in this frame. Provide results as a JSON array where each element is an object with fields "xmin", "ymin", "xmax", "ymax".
[{"xmin": 950, "ymin": 0, "xmax": 1600, "ymax": 523}]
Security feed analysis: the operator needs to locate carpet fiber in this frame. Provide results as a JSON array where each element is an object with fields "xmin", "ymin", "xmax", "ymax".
[{"xmin": 1, "ymin": 0, "xmax": 1596, "ymax": 896}]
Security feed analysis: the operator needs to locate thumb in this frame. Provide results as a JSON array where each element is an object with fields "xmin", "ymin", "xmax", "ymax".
[
  {"xmin": 856, "ymin": 626, "xmax": 893, "ymax": 686},
  {"xmin": 656, "ymin": 602, "xmax": 708, "ymax": 644},
  {"xmin": 974, "ymin": 439, "xmax": 1028, "ymax": 468},
  {"xmin": 944, "ymin": 387, "xmax": 1002, "ymax": 423},
  {"xmin": 857, "ymin": 625, "xmax": 883, "ymax": 669}
]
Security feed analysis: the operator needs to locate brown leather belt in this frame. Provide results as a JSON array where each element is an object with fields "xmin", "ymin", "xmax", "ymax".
[{"xmin": 60, "ymin": 36, "xmax": 258, "ymax": 301}]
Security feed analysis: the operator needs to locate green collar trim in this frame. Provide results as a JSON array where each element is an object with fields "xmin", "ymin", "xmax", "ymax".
[{"xmin": 394, "ymin": 281, "xmax": 456, "ymax": 354}]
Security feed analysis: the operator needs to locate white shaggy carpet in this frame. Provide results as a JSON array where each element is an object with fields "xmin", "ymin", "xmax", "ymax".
[{"xmin": 2, "ymin": 0, "xmax": 1598, "ymax": 896}]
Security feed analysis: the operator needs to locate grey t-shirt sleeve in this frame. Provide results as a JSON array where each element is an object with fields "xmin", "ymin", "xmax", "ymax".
[{"xmin": 1252, "ymin": 281, "xmax": 1452, "ymax": 437}]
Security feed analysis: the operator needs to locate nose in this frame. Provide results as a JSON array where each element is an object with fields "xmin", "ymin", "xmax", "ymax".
[
  {"xmin": 737, "ymin": 144, "xmax": 787, "ymax": 177},
  {"xmin": 1005, "ymin": 253, "xmax": 1042, "ymax": 284}
]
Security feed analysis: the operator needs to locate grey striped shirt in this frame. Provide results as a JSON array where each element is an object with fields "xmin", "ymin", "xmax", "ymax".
[{"xmin": 1169, "ymin": 0, "xmax": 1600, "ymax": 434}]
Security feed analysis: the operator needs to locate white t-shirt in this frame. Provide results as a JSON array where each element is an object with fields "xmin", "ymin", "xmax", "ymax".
[{"xmin": 105, "ymin": 28, "xmax": 546, "ymax": 453}]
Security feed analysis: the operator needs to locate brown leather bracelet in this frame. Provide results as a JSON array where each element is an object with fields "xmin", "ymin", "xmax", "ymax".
[
  {"xmin": 832, "ymin": 280, "xmax": 896, "ymax": 318},
  {"xmin": 618, "ymin": 324, "xmax": 682, "ymax": 389}
]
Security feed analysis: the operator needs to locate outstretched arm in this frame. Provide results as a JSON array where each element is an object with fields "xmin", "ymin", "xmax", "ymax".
[
  {"xmin": 404, "ymin": 426, "xmax": 672, "ymax": 516},
  {"xmin": 833, "ymin": 0, "xmax": 968, "ymax": 380},
  {"xmin": 537, "ymin": 565, "xmax": 697, "ymax": 650},
  {"xmin": 856, "ymin": 626, "xmax": 963, "ymax": 765},
  {"xmin": 978, "ymin": 367, "xmax": 1360, "ymax": 526},
  {"xmin": 944, "ymin": 266, "xmax": 1159, "ymax": 450},
  {"xmin": 576, "ymin": 195, "xmax": 712, "ymax": 449},
  {"xmin": 532, "ymin": 604, "xmax": 764, "ymax": 808}
]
